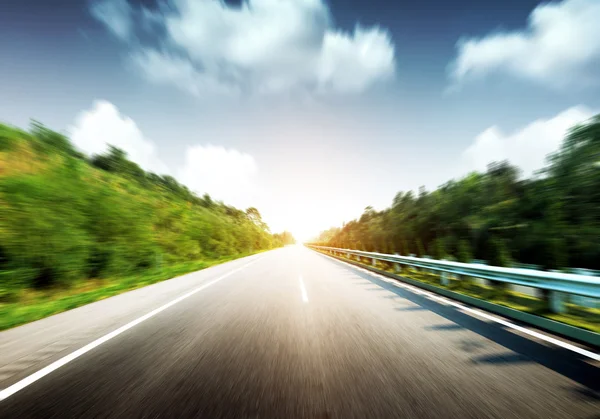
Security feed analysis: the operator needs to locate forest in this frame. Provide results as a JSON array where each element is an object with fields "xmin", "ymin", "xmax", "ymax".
[
  {"xmin": 0, "ymin": 121, "xmax": 294, "ymax": 302},
  {"xmin": 313, "ymin": 114, "xmax": 600, "ymax": 271}
]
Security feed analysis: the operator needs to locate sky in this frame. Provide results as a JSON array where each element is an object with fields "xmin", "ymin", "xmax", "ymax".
[{"xmin": 2, "ymin": 0, "xmax": 600, "ymax": 241}]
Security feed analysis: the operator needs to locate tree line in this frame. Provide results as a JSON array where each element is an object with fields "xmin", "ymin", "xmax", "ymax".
[
  {"xmin": 312, "ymin": 114, "xmax": 600, "ymax": 271},
  {"xmin": 0, "ymin": 121, "xmax": 294, "ymax": 292}
]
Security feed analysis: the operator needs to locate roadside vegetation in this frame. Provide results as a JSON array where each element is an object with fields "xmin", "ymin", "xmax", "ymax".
[
  {"xmin": 312, "ymin": 115, "xmax": 600, "ymax": 332},
  {"xmin": 0, "ymin": 121, "xmax": 295, "ymax": 330},
  {"xmin": 313, "ymin": 114, "xmax": 600, "ymax": 271}
]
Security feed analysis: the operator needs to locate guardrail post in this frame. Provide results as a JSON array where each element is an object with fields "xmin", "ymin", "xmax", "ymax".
[
  {"xmin": 393, "ymin": 254, "xmax": 401, "ymax": 273},
  {"xmin": 372, "ymin": 258, "xmax": 377, "ymax": 267},
  {"xmin": 346, "ymin": 252, "xmax": 350, "ymax": 259},
  {"xmin": 440, "ymin": 271, "xmax": 449, "ymax": 286},
  {"xmin": 549, "ymin": 291, "xmax": 566, "ymax": 314}
]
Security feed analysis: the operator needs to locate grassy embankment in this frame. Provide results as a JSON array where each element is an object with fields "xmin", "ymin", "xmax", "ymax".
[{"xmin": 0, "ymin": 251, "xmax": 266, "ymax": 331}]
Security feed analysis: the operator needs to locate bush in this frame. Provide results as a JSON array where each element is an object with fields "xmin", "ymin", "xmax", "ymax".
[
  {"xmin": 416, "ymin": 239, "xmax": 425, "ymax": 257},
  {"xmin": 488, "ymin": 238, "xmax": 512, "ymax": 267},
  {"xmin": 487, "ymin": 238, "xmax": 512, "ymax": 296},
  {"xmin": 457, "ymin": 240, "xmax": 473, "ymax": 263},
  {"xmin": 0, "ymin": 125, "xmax": 21, "ymax": 151},
  {"xmin": 431, "ymin": 238, "xmax": 447, "ymax": 260},
  {"xmin": 0, "ymin": 168, "xmax": 91, "ymax": 287}
]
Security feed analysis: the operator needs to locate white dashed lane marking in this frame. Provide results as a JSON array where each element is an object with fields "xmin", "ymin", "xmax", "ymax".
[{"xmin": 299, "ymin": 275, "xmax": 309, "ymax": 303}]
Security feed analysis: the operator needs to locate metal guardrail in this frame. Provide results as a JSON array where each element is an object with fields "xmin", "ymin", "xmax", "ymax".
[{"xmin": 308, "ymin": 245, "xmax": 600, "ymax": 314}]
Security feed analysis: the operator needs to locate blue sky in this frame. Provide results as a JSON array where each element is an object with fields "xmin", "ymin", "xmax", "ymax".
[{"xmin": 2, "ymin": 0, "xmax": 600, "ymax": 240}]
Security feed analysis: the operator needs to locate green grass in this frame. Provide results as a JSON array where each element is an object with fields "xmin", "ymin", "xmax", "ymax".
[
  {"xmin": 0, "ymin": 252, "xmax": 262, "ymax": 331},
  {"xmin": 341, "ymin": 254, "xmax": 600, "ymax": 333}
]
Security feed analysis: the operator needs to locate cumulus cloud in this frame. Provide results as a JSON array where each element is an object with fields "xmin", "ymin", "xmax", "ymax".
[
  {"xmin": 69, "ymin": 100, "xmax": 169, "ymax": 174},
  {"xmin": 91, "ymin": 0, "xmax": 395, "ymax": 95},
  {"xmin": 70, "ymin": 101, "xmax": 258, "ymax": 206},
  {"xmin": 90, "ymin": 0, "xmax": 133, "ymax": 41},
  {"xmin": 129, "ymin": 49, "xmax": 240, "ymax": 97},
  {"xmin": 463, "ymin": 106, "xmax": 595, "ymax": 176},
  {"xmin": 178, "ymin": 145, "xmax": 258, "ymax": 209},
  {"xmin": 318, "ymin": 27, "xmax": 396, "ymax": 93},
  {"xmin": 449, "ymin": 0, "xmax": 600, "ymax": 88}
]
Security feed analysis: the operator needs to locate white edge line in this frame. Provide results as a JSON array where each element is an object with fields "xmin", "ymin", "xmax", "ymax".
[
  {"xmin": 0, "ymin": 256, "xmax": 263, "ymax": 402},
  {"xmin": 325, "ymin": 254, "xmax": 600, "ymax": 362},
  {"xmin": 299, "ymin": 275, "xmax": 309, "ymax": 303}
]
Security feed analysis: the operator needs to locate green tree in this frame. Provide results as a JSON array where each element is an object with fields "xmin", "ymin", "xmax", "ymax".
[
  {"xmin": 0, "ymin": 121, "xmax": 288, "ymax": 292},
  {"xmin": 457, "ymin": 240, "xmax": 473, "ymax": 263}
]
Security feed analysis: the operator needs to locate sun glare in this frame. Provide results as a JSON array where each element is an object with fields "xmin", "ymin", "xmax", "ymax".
[{"xmin": 285, "ymin": 218, "xmax": 323, "ymax": 244}]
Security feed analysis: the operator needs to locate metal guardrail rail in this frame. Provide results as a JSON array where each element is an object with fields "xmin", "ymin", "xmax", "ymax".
[{"xmin": 308, "ymin": 245, "xmax": 600, "ymax": 314}]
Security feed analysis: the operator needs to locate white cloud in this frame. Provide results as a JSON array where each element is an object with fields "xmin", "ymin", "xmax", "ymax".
[
  {"xmin": 69, "ymin": 100, "xmax": 169, "ymax": 174},
  {"xmin": 130, "ymin": 49, "xmax": 240, "ymax": 97},
  {"xmin": 70, "ymin": 100, "xmax": 259, "ymax": 207},
  {"xmin": 178, "ymin": 145, "xmax": 258, "ymax": 209},
  {"xmin": 318, "ymin": 26, "xmax": 395, "ymax": 93},
  {"xmin": 91, "ymin": 0, "xmax": 395, "ymax": 95},
  {"xmin": 449, "ymin": 0, "xmax": 600, "ymax": 88},
  {"xmin": 90, "ymin": 0, "xmax": 133, "ymax": 41},
  {"xmin": 463, "ymin": 106, "xmax": 595, "ymax": 176}
]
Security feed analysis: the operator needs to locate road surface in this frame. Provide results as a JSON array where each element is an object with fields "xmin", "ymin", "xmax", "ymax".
[{"xmin": 1, "ymin": 246, "xmax": 598, "ymax": 418}]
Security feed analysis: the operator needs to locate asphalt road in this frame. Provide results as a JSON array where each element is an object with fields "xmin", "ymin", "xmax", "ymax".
[{"xmin": 1, "ymin": 246, "xmax": 598, "ymax": 418}]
